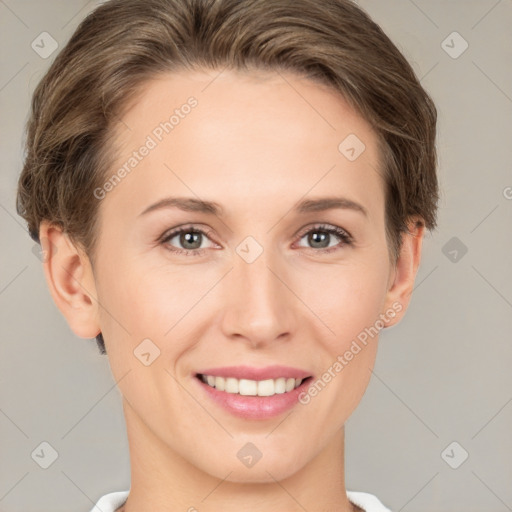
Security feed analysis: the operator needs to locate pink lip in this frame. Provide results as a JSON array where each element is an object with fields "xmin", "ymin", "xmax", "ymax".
[
  {"xmin": 193, "ymin": 365, "xmax": 314, "ymax": 420},
  {"xmin": 195, "ymin": 365, "xmax": 312, "ymax": 381}
]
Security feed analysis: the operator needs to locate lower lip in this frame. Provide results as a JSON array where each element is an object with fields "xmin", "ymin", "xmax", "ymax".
[{"xmin": 194, "ymin": 376, "xmax": 313, "ymax": 420}]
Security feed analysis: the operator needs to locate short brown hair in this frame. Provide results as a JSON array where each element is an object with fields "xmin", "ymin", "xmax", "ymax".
[{"xmin": 16, "ymin": 0, "xmax": 439, "ymax": 355}]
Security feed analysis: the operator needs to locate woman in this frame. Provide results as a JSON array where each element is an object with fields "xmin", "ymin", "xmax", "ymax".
[{"xmin": 16, "ymin": 0, "xmax": 439, "ymax": 510}]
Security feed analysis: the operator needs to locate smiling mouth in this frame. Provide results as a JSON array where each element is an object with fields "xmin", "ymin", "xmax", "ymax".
[{"xmin": 196, "ymin": 373, "xmax": 313, "ymax": 397}]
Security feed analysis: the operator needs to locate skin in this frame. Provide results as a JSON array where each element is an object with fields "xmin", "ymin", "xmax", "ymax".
[{"xmin": 40, "ymin": 69, "xmax": 424, "ymax": 512}]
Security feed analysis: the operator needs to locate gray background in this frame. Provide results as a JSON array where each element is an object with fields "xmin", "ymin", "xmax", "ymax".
[{"xmin": 1, "ymin": 0, "xmax": 511, "ymax": 511}]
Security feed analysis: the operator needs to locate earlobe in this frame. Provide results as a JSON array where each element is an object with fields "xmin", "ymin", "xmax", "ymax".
[
  {"xmin": 382, "ymin": 218, "xmax": 425, "ymax": 328},
  {"xmin": 39, "ymin": 221, "xmax": 101, "ymax": 339}
]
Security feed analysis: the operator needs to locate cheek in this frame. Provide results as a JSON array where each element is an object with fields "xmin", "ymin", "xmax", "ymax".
[
  {"xmin": 298, "ymin": 258, "xmax": 389, "ymax": 348},
  {"xmin": 95, "ymin": 255, "xmax": 209, "ymax": 363},
  {"xmin": 294, "ymin": 261, "xmax": 388, "ymax": 424}
]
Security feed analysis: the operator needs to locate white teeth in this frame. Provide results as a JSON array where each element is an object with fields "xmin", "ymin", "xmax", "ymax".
[
  {"xmin": 274, "ymin": 377, "xmax": 286, "ymax": 394},
  {"xmin": 257, "ymin": 379, "xmax": 274, "ymax": 396},
  {"xmin": 215, "ymin": 376, "xmax": 225, "ymax": 391},
  {"xmin": 239, "ymin": 379, "xmax": 257, "ymax": 395},
  {"xmin": 200, "ymin": 374, "xmax": 305, "ymax": 396},
  {"xmin": 225, "ymin": 377, "xmax": 239, "ymax": 393}
]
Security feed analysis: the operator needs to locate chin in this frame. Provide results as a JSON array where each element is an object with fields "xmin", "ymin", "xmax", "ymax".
[{"xmin": 205, "ymin": 455, "xmax": 304, "ymax": 484}]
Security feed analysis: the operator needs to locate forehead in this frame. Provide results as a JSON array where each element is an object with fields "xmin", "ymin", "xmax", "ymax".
[{"xmin": 103, "ymin": 69, "xmax": 384, "ymax": 222}]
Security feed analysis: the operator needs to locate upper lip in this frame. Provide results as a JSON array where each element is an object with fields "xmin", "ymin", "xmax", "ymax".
[{"xmin": 196, "ymin": 365, "xmax": 312, "ymax": 381}]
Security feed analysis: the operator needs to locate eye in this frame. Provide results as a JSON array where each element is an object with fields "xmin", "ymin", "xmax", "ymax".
[
  {"xmin": 295, "ymin": 224, "xmax": 353, "ymax": 253},
  {"xmin": 159, "ymin": 225, "xmax": 217, "ymax": 256},
  {"xmin": 159, "ymin": 223, "xmax": 353, "ymax": 257}
]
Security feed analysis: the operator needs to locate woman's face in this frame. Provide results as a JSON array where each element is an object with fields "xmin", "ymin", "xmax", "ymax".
[{"xmin": 91, "ymin": 69, "xmax": 403, "ymax": 482}]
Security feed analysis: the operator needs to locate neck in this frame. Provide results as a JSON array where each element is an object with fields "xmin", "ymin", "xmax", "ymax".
[{"xmin": 119, "ymin": 397, "xmax": 360, "ymax": 512}]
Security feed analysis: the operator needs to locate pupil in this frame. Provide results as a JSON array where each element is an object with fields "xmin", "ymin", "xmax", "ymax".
[
  {"xmin": 182, "ymin": 231, "xmax": 201, "ymax": 249},
  {"xmin": 310, "ymin": 231, "xmax": 329, "ymax": 248}
]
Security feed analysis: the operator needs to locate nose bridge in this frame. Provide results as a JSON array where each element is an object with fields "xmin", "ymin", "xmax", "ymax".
[{"xmin": 221, "ymin": 238, "xmax": 294, "ymax": 344}]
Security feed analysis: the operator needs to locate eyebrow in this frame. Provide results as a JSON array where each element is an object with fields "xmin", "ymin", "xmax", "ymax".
[{"xmin": 138, "ymin": 196, "xmax": 368, "ymax": 218}]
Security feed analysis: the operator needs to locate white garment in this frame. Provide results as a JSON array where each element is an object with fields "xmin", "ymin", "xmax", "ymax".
[{"xmin": 89, "ymin": 489, "xmax": 392, "ymax": 511}]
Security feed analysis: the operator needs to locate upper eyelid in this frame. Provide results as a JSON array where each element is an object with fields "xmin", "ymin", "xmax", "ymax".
[
  {"xmin": 160, "ymin": 224, "xmax": 213, "ymax": 240},
  {"xmin": 296, "ymin": 223, "xmax": 350, "ymax": 238}
]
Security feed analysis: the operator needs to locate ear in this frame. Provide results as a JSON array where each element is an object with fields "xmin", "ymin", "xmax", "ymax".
[
  {"xmin": 39, "ymin": 221, "xmax": 101, "ymax": 338},
  {"xmin": 381, "ymin": 217, "xmax": 425, "ymax": 328}
]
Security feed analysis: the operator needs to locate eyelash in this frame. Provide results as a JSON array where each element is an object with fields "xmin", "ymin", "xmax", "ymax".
[{"xmin": 159, "ymin": 223, "xmax": 353, "ymax": 257}]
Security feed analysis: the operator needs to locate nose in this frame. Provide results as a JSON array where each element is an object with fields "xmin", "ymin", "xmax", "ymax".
[{"xmin": 220, "ymin": 244, "xmax": 297, "ymax": 349}]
